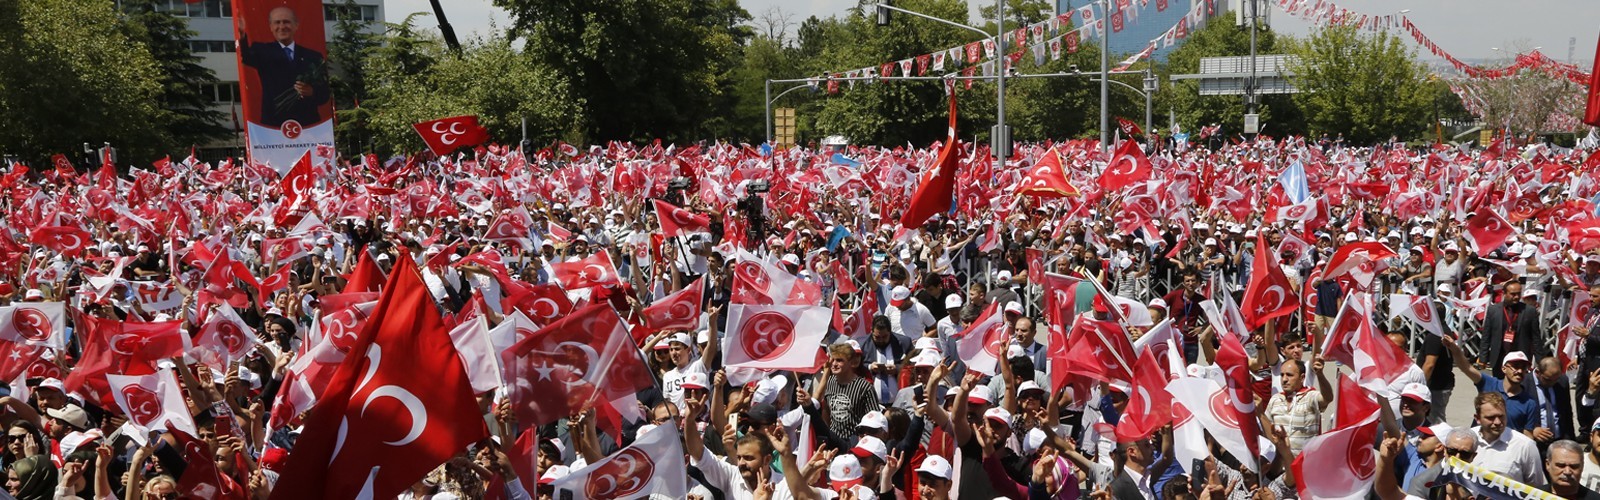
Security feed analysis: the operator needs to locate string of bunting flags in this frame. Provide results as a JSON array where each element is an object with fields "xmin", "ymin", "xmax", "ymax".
[
  {"xmin": 1271, "ymin": 0, "xmax": 1593, "ymax": 84},
  {"xmin": 810, "ymin": 0, "xmax": 1219, "ymax": 94}
]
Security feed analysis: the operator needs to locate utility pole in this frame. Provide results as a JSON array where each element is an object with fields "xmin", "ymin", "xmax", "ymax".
[{"xmin": 1100, "ymin": 0, "xmax": 1110, "ymax": 154}]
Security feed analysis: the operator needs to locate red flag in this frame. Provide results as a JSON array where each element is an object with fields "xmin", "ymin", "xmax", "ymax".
[
  {"xmin": 413, "ymin": 115, "xmax": 490, "ymax": 156},
  {"xmin": 954, "ymin": 302, "xmax": 1009, "ymax": 376},
  {"xmin": 652, "ymin": 199, "xmax": 711, "ymax": 237},
  {"xmin": 278, "ymin": 152, "xmax": 314, "ymax": 209},
  {"xmin": 832, "ymin": 261, "xmax": 858, "ymax": 295},
  {"xmin": 1240, "ymin": 234, "xmax": 1297, "ymax": 330},
  {"xmin": 1291, "ymin": 374, "xmax": 1381, "ymax": 499},
  {"xmin": 1072, "ymin": 317, "xmax": 1137, "ymax": 385},
  {"xmin": 1116, "ymin": 117, "xmax": 1143, "ymax": 137},
  {"xmin": 1214, "ymin": 330, "xmax": 1262, "ymax": 462},
  {"xmin": 901, "ymin": 89, "xmax": 961, "ymax": 229},
  {"xmin": 483, "ymin": 206, "xmax": 534, "ymax": 251},
  {"xmin": 1165, "ymin": 377, "xmax": 1263, "ymax": 471},
  {"xmin": 1323, "ymin": 242, "xmax": 1397, "ymax": 290},
  {"xmin": 550, "ymin": 252, "xmax": 621, "ymax": 290},
  {"xmin": 1586, "ymin": 34, "xmax": 1600, "ymax": 127},
  {"xmin": 639, "ymin": 278, "xmax": 704, "ymax": 335},
  {"xmin": 29, "ymin": 226, "xmax": 92, "ymax": 257},
  {"xmin": 1113, "ymin": 348, "xmax": 1172, "ymax": 443},
  {"xmin": 342, "ymin": 247, "xmax": 386, "ymax": 293},
  {"xmin": 171, "ymin": 430, "xmax": 247, "ymax": 500},
  {"xmin": 500, "ymin": 303, "xmax": 654, "ymax": 429},
  {"xmin": 1387, "ymin": 293, "xmax": 1445, "ymax": 338},
  {"xmin": 1017, "ymin": 146, "xmax": 1079, "ymax": 198},
  {"xmin": 1320, "ymin": 293, "xmax": 1416, "ymax": 391},
  {"xmin": 269, "ymin": 256, "xmax": 487, "ymax": 499},
  {"xmin": 1462, "ymin": 209, "xmax": 1516, "ymax": 256},
  {"xmin": 1099, "ymin": 138, "xmax": 1153, "ymax": 192},
  {"xmin": 501, "ymin": 283, "xmax": 575, "ymax": 325},
  {"xmin": 106, "ymin": 369, "xmax": 198, "ymax": 440}
]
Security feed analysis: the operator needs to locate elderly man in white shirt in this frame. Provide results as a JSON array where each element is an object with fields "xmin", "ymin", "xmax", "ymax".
[{"xmin": 1471, "ymin": 391, "xmax": 1547, "ymax": 488}]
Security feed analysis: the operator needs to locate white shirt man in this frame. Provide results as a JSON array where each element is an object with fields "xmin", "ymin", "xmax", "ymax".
[
  {"xmin": 885, "ymin": 286, "xmax": 937, "ymax": 344},
  {"xmin": 1471, "ymin": 423, "xmax": 1546, "ymax": 488}
]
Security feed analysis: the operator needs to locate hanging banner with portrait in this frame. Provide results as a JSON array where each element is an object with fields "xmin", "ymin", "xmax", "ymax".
[{"xmin": 231, "ymin": 0, "xmax": 336, "ymax": 175}]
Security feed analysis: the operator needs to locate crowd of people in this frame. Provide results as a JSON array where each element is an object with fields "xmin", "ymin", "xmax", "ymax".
[{"xmin": 1, "ymin": 133, "xmax": 1600, "ymax": 499}]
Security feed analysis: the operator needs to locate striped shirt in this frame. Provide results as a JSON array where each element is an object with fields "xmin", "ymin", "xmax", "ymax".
[{"xmin": 822, "ymin": 375, "xmax": 880, "ymax": 442}]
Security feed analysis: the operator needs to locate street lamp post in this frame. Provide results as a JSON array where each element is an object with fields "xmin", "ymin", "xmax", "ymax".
[
  {"xmin": 1093, "ymin": 68, "xmax": 1155, "ymax": 136},
  {"xmin": 1100, "ymin": 0, "xmax": 1110, "ymax": 154},
  {"xmin": 875, "ymin": 0, "xmax": 1007, "ymax": 161}
]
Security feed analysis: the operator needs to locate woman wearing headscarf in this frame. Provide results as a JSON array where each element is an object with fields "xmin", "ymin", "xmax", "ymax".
[{"xmin": 6, "ymin": 455, "xmax": 58, "ymax": 500}]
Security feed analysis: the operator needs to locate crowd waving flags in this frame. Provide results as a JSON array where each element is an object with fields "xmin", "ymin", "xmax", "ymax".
[{"xmin": 11, "ymin": 85, "xmax": 1600, "ymax": 498}]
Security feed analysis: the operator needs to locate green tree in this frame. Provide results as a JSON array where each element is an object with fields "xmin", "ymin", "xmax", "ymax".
[
  {"xmin": 496, "ymin": 0, "xmax": 752, "ymax": 143},
  {"xmin": 1153, "ymin": 19, "xmax": 1303, "ymax": 138},
  {"xmin": 362, "ymin": 23, "xmax": 579, "ymax": 155},
  {"xmin": 1288, "ymin": 25, "xmax": 1431, "ymax": 144},
  {"xmin": 0, "ymin": 0, "xmax": 168, "ymax": 164},
  {"xmin": 328, "ymin": 0, "xmax": 382, "ymax": 154},
  {"xmin": 120, "ymin": 0, "xmax": 231, "ymax": 155}
]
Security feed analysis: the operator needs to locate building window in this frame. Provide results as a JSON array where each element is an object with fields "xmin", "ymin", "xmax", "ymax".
[
  {"xmin": 324, "ymin": 3, "xmax": 379, "ymax": 23},
  {"xmin": 188, "ymin": 40, "xmax": 236, "ymax": 53},
  {"xmin": 200, "ymin": 82, "xmax": 242, "ymax": 104}
]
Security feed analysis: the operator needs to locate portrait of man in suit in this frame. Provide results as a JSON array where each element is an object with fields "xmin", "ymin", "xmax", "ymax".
[{"xmin": 239, "ymin": 6, "xmax": 329, "ymax": 128}]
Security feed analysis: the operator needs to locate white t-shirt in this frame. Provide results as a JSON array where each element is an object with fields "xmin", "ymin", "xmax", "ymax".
[
  {"xmin": 662, "ymin": 361, "xmax": 708, "ymax": 412},
  {"xmin": 886, "ymin": 301, "xmax": 937, "ymax": 342}
]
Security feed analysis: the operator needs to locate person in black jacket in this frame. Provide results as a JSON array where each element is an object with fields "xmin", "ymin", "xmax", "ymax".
[
  {"xmin": 1479, "ymin": 281, "xmax": 1543, "ymax": 377},
  {"xmin": 238, "ymin": 6, "xmax": 329, "ymax": 128}
]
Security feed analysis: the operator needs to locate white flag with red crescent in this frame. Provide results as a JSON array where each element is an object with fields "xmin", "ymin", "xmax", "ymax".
[{"xmin": 724, "ymin": 304, "xmax": 830, "ymax": 370}]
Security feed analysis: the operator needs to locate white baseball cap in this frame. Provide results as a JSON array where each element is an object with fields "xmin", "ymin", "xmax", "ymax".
[
  {"xmin": 912, "ymin": 351, "xmax": 941, "ymax": 368},
  {"xmin": 915, "ymin": 455, "xmax": 953, "ymax": 480},
  {"xmin": 889, "ymin": 286, "xmax": 912, "ymax": 306},
  {"xmin": 1401, "ymin": 382, "xmax": 1432, "ymax": 404},
  {"xmin": 681, "ymin": 372, "xmax": 710, "ymax": 391},
  {"xmin": 851, "ymin": 435, "xmax": 889, "ymax": 463},
  {"xmin": 1022, "ymin": 428, "xmax": 1048, "ymax": 455},
  {"xmin": 829, "ymin": 454, "xmax": 864, "ymax": 482},
  {"xmin": 1016, "ymin": 380, "xmax": 1046, "ymax": 398},
  {"xmin": 667, "ymin": 332, "xmax": 692, "ymax": 346},
  {"xmin": 1502, "ymin": 351, "xmax": 1531, "ymax": 367},
  {"xmin": 857, "ymin": 410, "xmax": 889, "ymax": 431},
  {"xmin": 944, "ymin": 294, "xmax": 964, "ymax": 309},
  {"xmin": 1204, "ymin": 237, "xmax": 1219, "ymax": 246},
  {"xmin": 538, "ymin": 465, "xmax": 570, "ymax": 485},
  {"xmin": 984, "ymin": 407, "xmax": 1013, "ymax": 427},
  {"xmin": 966, "ymin": 385, "xmax": 994, "ymax": 405},
  {"xmin": 1004, "ymin": 301, "xmax": 1024, "ymax": 315},
  {"xmin": 23, "ymin": 289, "xmax": 43, "ymax": 300},
  {"xmin": 1343, "ymin": 233, "xmax": 1358, "ymax": 242}
]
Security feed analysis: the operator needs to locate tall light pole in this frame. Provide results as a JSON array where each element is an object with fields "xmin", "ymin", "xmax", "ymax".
[
  {"xmin": 1100, "ymin": 0, "xmax": 1110, "ymax": 154},
  {"xmin": 875, "ymin": 0, "xmax": 1008, "ymax": 161}
]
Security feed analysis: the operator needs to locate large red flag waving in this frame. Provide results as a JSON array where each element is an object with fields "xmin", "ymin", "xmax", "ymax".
[
  {"xmin": 901, "ymin": 89, "xmax": 960, "ymax": 229},
  {"xmin": 270, "ymin": 256, "xmax": 487, "ymax": 499},
  {"xmin": 1241, "ymin": 233, "xmax": 1297, "ymax": 330},
  {"xmin": 1099, "ymin": 138, "xmax": 1153, "ymax": 192},
  {"xmin": 413, "ymin": 115, "xmax": 490, "ymax": 156},
  {"xmin": 1586, "ymin": 32, "xmax": 1600, "ymax": 128}
]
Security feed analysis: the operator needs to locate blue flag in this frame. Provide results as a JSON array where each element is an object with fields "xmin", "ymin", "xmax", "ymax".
[
  {"xmin": 826, "ymin": 225, "xmax": 852, "ymax": 252},
  {"xmin": 758, "ymin": 143, "xmax": 773, "ymax": 157},
  {"xmin": 1278, "ymin": 160, "xmax": 1310, "ymax": 204},
  {"xmin": 830, "ymin": 153, "xmax": 861, "ymax": 167}
]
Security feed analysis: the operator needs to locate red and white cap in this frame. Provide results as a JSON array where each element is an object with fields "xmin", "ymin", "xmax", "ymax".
[
  {"xmin": 857, "ymin": 410, "xmax": 889, "ymax": 431},
  {"xmin": 681, "ymin": 372, "xmax": 710, "ymax": 391},
  {"xmin": 1400, "ymin": 382, "xmax": 1432, "ymax": 404},
  {"xmin": 851, "ymin": 435, "xmax": 889, "ymax": 463},
  {"xmin": 538, "ymin": 465, "xmax": 570, "ymax": 485},
  {"xmin": 945, "ymin": 294, "xmax": 964, "ymax": 309},
  {"xmin": 1003, "ymin": 301, "xmax": 1024, "ymax": 315},
  {"xmin": 966, "ymin": 385, "xmax": 994, "ymax": 405},
  {"xmin": 984, "ymin": 407, "xmax": 1013, "ymax": 427},
  {"xmin": 829, "ymin": 454, "xmax": 864, "ymax": 482},
  {"xmin": 915, "ymin": 455, "xmax": 953, "ymax": 480},
  {"xmin": 1502, "ymin": 351, "xmax": 1531, "ymax": 367},
  {"xmin": 890, "ymin": 286, "xmax": 912, "ymax": 307}
]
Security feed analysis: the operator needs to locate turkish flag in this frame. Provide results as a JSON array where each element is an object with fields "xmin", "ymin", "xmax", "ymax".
[
  {"xmin": 501, "ymin": 283, "xmax": 574, "ymax": 326},
  {"xmin": 1241, "ymin": 234, "xmax": 1297, "ymax": 330},
  {"xmin": 724, "ymin": 304, "xmax": 831, "ymax": 370},
  {"xmin": 171, "ymin": 430, "xmax": 247, "ymax": 500},
  {"xmin": 1214, "ymin": 330, "xmax": 1262, "ymax": 455},
  {"xmin": 1323, "ymin": 242, "xmax": 1397, "ymax": 290},
  {"xmin": 413, "ymin": 115, "xmax": 490, "ymax": 156},
  {"xmin": 1386, "ymin": 293, "xmax": 1445, "ymax": 338},
  {"xmin": 256, "ymin": 262, "xmax": 293, "ymax": 307},
  {"xmin": 107, "ymin": 369, "xmax": 199, "ymax": 444},
  {"xmin": 545, "ymin": 220, "xmax": 572, "ymax": 244},
  {"xmin": 832, "ymin": 261, "xmax": 858, "ymax": 295},
  {"xmin": 639, "ymin": 278, "xmax": 704, "ymax": 335},
  {"xmin": 198, "ymin": 251, "xmax": 252, "ymax": 308},
  {"xmin": 484, "ymin": 206, "xmax": 534, "ymax": 251},
  {"xmin": 1320, "ymin": 293, "xmax": 1416, "ymax": 392},
  {"xmin": 1585, "ymin": 32, "xmax": 1600, "ymax": 127},
  {"xmin": 652, "ymin": 199, "xmax": 711, "ymax": 237},
  {"xmin": 1073, "ymin": 317, "xmax": 1136, "ymax": 385},
  {"xmin": 953, "ymin": 302, "xmax": 1009, "ymax": 376},
  {"xmin": 901, "ymin": 89, "xmax": 961, "ymax": 229},
  {"xmin": 785, "ymin": 279, "xmax": 823, "ymax": 306},
  {"xmin": 1017, "ymin": 146, "xmax": 1079, "ymax": 198},
  {"xmin": 1113, "ymin": 348, "xmax": 1172, "ymax": 443},
  {"xmin": 0, "ymin": 302, "xmax": 66, "ymax": 350},
  {"xmin": 547, "ymin": 424, "xmax": 688, "ymax": 499},
  {"xmin": 1291, "ymin": 374, "xmax": 1382, "ymax": 500},
  {"xmin": 269, "ymin": 256, "xmax": 488, "ymax": 500},
  {"xmin": 342, "ymin": 246, "xmax": 387, "ymax": 293},
  {"xmin": 277, "ymin": 151, "xmax": 315, "ymax": 211},
  {"xmin": 500, "ymin": 303, "xmax": 653, "ymax": 429},
  {"xmin": 1462, "ymin": 209, "xmax": 1516, "ymax": 256},
  {"xmin": 550, "ymin": 252, "xmax": 621, "ymax": 290},
  {"xmin": 29, "ymin": 226, "xmax": 92, "ymax": 256},
  {"xmin": 729, "ymin": 250, "xmax": 797, "ymax": 305},
  {"xmin": 261, "ymin": 237, "xmax": 309, "ymax": 264},
  {"xmin": 1099, "ymin": 139, "xmax": 1153, "ymax": 193}
]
